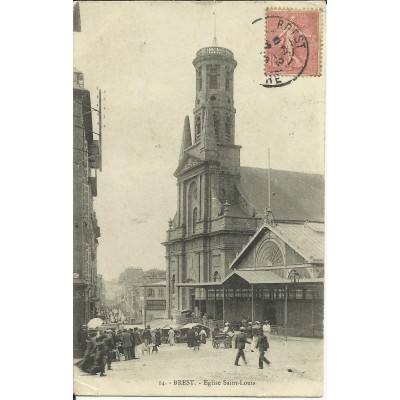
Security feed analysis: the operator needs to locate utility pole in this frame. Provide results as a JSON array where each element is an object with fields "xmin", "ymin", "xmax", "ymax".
[
  {"xmin": 265, "ymin": 148, "xmax": 275, "ymax": 224},
  {"xmin": 268, "ymin": 148, "xmax": 271, "ymax": 211},
  {"xmin": 143, "ymin": 286, "xmax": 147, "ymax": 327},
  {"xmin": 98, "ymin": 89, "xmax": 103, "ymax": 172}
]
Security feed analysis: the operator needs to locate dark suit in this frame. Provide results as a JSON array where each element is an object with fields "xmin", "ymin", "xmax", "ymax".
[
  {"xmin": 121, "ymin": 332, "xmax": 133, "ymax": 360},
  {"xmin": 234, "ymin": 332, "xmax": 249, "ymax": 365},
  {"xmin": 187, "ymin": 329, "xmax": 195, "ymax": 348},
  {"xmin": 103, "ymin": 335, "xmax": 115, "ymax": 369},
  {"xmin": 129, "ymin": 331, "xmax": 136, "ymax": 359},
  {"xmin": 256, "ymin": 334, "xmax": 270, "ymax": 368}
]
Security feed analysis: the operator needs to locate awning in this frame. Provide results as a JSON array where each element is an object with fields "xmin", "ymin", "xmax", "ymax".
[
  {"xmin": 222, "ymin": 269, "xmax": 287, "ymax": 285},
  {"xmin": 176, "ymin": 281, "xmax": 222, "ymax": 287},
  {"xmin": 175, "ymin": 271, "xmax": 323, "ymax": 288}
]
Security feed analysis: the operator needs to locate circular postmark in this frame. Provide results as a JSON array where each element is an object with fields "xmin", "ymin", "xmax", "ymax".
[{"xmin": 262, "ymin": 15, "xmax": 309, "ymax": 88}]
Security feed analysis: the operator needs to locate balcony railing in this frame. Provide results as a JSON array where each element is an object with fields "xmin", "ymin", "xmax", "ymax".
[{"xmin": 196, "ymin": 47, "xmax": 234, "ymax": 58}]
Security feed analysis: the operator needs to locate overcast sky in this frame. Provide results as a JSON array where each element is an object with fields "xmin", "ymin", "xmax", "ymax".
[{"xmin": 73, "ymin": 1, "xmax": 325, "ymax": 281}]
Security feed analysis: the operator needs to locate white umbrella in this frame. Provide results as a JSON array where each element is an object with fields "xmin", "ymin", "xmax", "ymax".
[{"xmin": 87, "ymin": 317, "xmax": 104, "ymax": 329}]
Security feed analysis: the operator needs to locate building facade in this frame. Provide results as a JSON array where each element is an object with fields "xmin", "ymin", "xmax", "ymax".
[
  {"xmin": 104, "ymin": 279, "xmax": 119, "ymax": 307},
  {"xmin": 163, "ymin": 43, "xmax": 324, "ymax": 335},
  {"xmin": 73, "ymin": 69, "xmax": 102, "ymax": 355},
  {"xmin": 97, "ymin": 274, "xmax": 106, "ymax": 315},
  {"xmin": 142, "ymin": 281, "xmax": 167, "ymax": 324},
  {"xmin": 117, "ymin": 267, "xmax": 166, "ymax": 323}
]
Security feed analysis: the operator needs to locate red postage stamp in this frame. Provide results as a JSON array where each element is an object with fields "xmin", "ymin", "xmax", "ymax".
[{"xmin": 265, "ymin": 9, "xmax": 320, "ymax": 79}]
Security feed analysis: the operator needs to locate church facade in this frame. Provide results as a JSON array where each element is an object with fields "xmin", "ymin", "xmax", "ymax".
[{"xmin": 162, "ymin": 44, "xmax": 324, "ymax": 335}]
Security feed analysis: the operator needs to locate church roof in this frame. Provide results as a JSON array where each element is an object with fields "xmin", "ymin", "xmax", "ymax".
[
  {"xmin": 222, "ymin": 269, "xmax": 324, "ymax": 285},
  {"xmin": 230, "ymin": 221, "xmax": 325, "ymax": 269},
  {"xmin": 272, "ymin": 222, "xmax": 324, "ymax": 262},
  {"xmin": 239, "ymin": 167, "xmax": 324, "ymax": 222}
]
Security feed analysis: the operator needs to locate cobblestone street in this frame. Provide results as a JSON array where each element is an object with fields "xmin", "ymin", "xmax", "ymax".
[{"xmin": 74, "ymin": 336, "xmax": 323, "ymax": 397}]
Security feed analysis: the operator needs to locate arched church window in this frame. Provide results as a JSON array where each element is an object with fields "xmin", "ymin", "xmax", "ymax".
[
  {"xmin": 213, "ymin": 271, "xmax": 221, "ymax": 282},
  {"xmin": 195, "ymin": 115, "xmax": 201, "ymax": 142},
  {"xmin": 225, "ymin": 114, "xmax": 231, "ymax": 141},
  {"xmin": 207, "ymin": 64, "xmax": 220, "ymax": 90},
  {"xmin": 171, "ymin": 274, "xmax": 175, "ymax": 295},
  {"xmin": 188, "ymin": 181, "xmax": 198, "ymax": 234},
  {"xmin": 255, "ymin": 240, "xmax": 284, "ymax": 268},
  {"xmin": 209, "ymin": 75, "xmax": 218, "ymax": 89},
  {"xmin": 213, "ymin": 111, "xmax": 220, "ymax": 141},
  {"xmin": 225, "ymin": 69, "xmax": 232, "ymax": 90},
  {"xmin": 192, "ymin": 208, "xmax": 197, "ymax": 233},
  {"xmin": 197, "ymin": 68, "xmax": 202, "ymax": 90}
]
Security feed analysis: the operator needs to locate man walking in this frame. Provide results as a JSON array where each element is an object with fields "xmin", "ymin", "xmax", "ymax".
[
  {"xmin": 245, "ymin": 322, "xmax": 253, "ymax": 352},
  {"xmin": 234, "ymin": 327, "xmax": 250, "ymax": 366},
  {"xmin": 251, "ymin": 321, "xmax": 261, "ymax": 352},
  {"xmin": 256, "ymin": 330, "xmax": 271, "ymax": 369},
  {"xmin": 262, "ymin": 320, "xmax": 271, "ymax": 338}
]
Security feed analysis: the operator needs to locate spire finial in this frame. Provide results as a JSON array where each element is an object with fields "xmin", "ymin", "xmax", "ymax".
[
  {"xmin": 212, "ymin": 12, "xmax": 218, "ymax": 47},
  {"xmin": 263, "ymin": 148, "xmax": 276, "ymax": 225}
]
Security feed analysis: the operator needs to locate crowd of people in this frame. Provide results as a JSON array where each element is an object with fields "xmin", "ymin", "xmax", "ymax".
[
  {"xmin": 76, "ymin": 324, "xmax": 162, "ymax": 376},
  {"xmin": 76, "ymin": 319, "xmax": 272, "ymax": 376}
]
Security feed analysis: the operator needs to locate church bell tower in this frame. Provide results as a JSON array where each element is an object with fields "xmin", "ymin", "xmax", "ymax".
[
  {"xmin": 165, "ymin": 41, "xmax": 250, "ymax": 319},
  {"xmin": 192, "ymin": 47, "xmax": 237, "ymax": 151}
]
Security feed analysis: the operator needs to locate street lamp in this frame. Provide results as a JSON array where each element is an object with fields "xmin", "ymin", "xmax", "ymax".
[
  {"xmin": 285, "ymin": 269, "xmax": 300, "ymax": 340},
  {"xmin": 289, "ymin": 269, "xmax": 300, "ymax": 284}
]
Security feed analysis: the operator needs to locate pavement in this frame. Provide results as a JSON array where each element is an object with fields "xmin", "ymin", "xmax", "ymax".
[{"xmin": 74, "ymin": 335, "xmax": 323, "ymax": 397}]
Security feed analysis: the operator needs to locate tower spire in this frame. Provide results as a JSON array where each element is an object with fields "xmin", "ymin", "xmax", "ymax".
[
  {"xmin": 212, "ymin": 12, "xmax": 218, "ymax": 47},
  {"xmin": 264, "ymin": 148, "xmax": 275, "ymax": 225},
  {"xmin": 179, "ymin": 115, "xmax": 192, "ymax": 161}
]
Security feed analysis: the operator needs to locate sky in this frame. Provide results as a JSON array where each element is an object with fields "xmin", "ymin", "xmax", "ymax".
[{"xmin": 73, "ymin": 1, "xmax": 325, "ymax": 281}]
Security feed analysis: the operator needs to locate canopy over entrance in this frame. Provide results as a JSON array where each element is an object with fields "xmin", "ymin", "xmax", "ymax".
[{"xmin": 222, "ymin": 269, "xmax": 287, "ymax": 285}]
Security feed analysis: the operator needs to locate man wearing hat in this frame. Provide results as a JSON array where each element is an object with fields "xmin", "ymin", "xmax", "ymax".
[
  {"xmin": 245, "ymin": 322, "xmax": 253, "ymax": 352},
  {"xmin": 121, "ymin": 328, "xmax": 133, "ymax": 361},
  {"xmin": 263, "ymin": 320, "xmax": 271, "ymax": 340},
  {"xmin": 256, "ymin": 330, "xmax": 271, "ymax": 369},
  {"xmin": 223, "ymin": 322, "xmax": 230, "ymax": 334},
  {"xmin": 234, "ymin": 327, "xmax": 251, "ymax": 366},
  {"xmin": 142, "ymin": 325, "xmax": 152, "ymax": 354},
  {"xmin": 251, "ymin": 321, "xmax": 261, "ymax": 352}
]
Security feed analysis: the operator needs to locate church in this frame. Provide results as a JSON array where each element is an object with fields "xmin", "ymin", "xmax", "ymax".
[{"xmin": 162, "ymin": 44, "xmax": 324, "ymax": 337}]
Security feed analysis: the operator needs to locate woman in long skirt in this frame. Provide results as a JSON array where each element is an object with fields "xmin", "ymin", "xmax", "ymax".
[{"xmin": 168, "ymin": 327, "xmax": 175, "ymax": 346}]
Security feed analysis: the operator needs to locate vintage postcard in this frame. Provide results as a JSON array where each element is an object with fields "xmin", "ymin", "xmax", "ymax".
[{"xmin": 73, "ymin": 0, "xmax": 325, "ymax": 397}]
